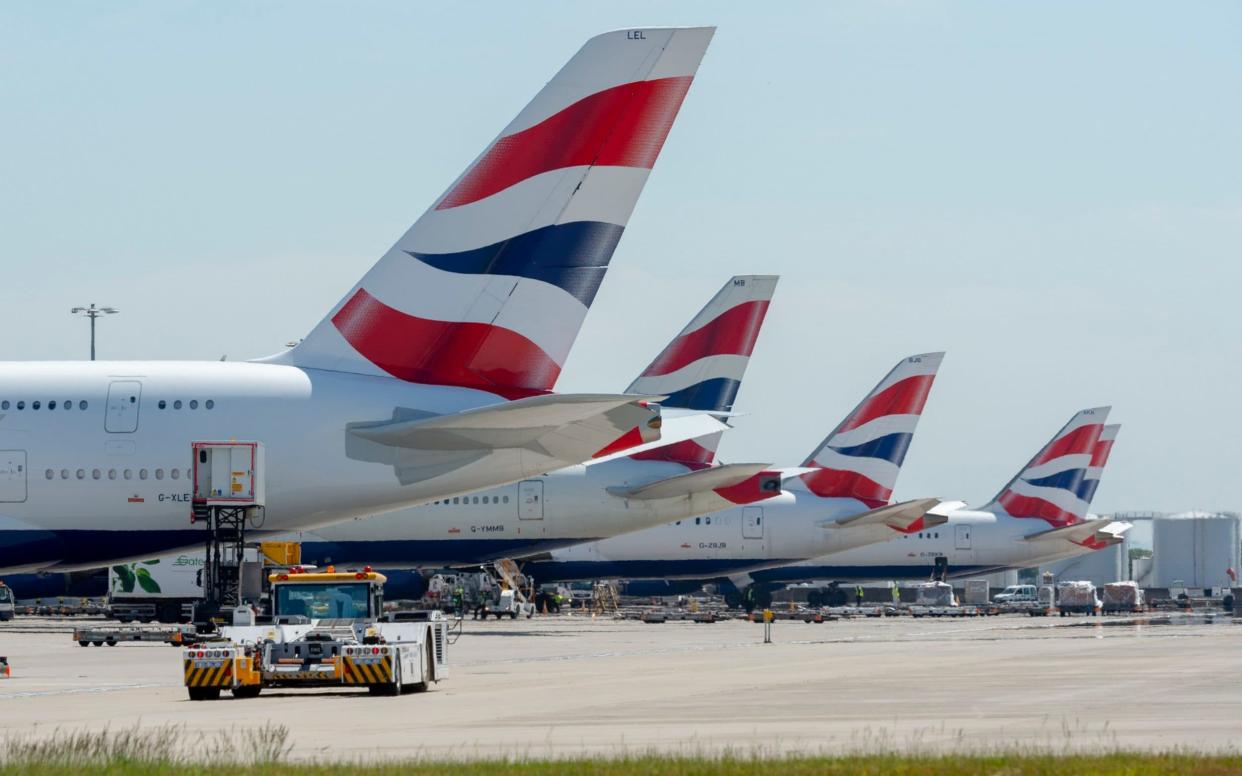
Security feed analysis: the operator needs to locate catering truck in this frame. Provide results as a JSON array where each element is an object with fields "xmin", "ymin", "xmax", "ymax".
[
  {"xmin": 109, "ymin": 554, "xmax": 205, "ymax": 623},
  {"xmin": 182, "ymin": 569, "xmax": 446, "ymax": 700}
]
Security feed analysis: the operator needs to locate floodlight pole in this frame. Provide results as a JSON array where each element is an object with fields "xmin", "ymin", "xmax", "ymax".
[{"xmin": 71, "ymin": 303, "xmax": 119, "ymax": 361}]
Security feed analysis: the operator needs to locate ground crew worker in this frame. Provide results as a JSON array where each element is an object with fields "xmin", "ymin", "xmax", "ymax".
[
  {"xmin": 891, "ymin": 582, "xmax": 900, "ymax": 605},
  {"xmin": 855, "ymin": 585, "xmax": 864, "ymax": 607},
  {"xmin": 452, "ymin": 585, "xmax": 464, "ymax": 617}
]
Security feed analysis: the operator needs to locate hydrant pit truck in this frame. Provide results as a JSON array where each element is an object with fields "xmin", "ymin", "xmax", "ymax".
[{"xmin": 182, "ymin": 569, "xmax": 446, "ymax": 701}]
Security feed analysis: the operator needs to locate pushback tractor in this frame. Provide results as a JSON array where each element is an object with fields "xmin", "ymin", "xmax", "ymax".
[{"xmin": 182, "ymin": 569, "xmax": 447, "ymax": 700}]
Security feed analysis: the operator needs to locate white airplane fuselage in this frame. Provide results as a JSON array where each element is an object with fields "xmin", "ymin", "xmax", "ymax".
[
  {"xmin": 290, "ymin": 457, "xmax": 758, "ymax": 568},
  {"xmin": 518, "ymin": 490, "xmax": 908, "ymax": 583},
  {"xmin": 740, "ymin": 509, "xmax": 1119, "ymax": 587},
  {"xmin": 0, "ymin": 361, "xmax": 621, "ymax": 572}
]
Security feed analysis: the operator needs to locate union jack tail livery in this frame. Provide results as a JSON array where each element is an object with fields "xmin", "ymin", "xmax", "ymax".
[
  {"xmin": 983, "ymin": 407, "xmax": 1111, "ymax": 527},
  {"xmin": 627, "ymin": 274, "xmax": 778, "ymax": 468},
  {"xmin": 1076, "ymin": 423, "xmax": 1119, "ymax": 507},
  {"xmin": 281, "ymin": 28, "xmax": 715, "ymax": 396},
  {"xmin": 791, "ymin": 353, "xmax": 945, "ymax": 508}
]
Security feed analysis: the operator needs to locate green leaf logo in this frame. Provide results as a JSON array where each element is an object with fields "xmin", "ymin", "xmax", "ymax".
[
  {"xmin": 112, "ymin": 565, "xmax": 135, "ymax": 593},
  {"xmin": 134, "ymin": 567, "xmax": 161, "ymax": 594}
]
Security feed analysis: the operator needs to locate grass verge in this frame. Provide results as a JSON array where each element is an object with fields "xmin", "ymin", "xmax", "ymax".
[{"xmin": 3, "ymin": 726, "xmax": 1240, "ymax": 775}]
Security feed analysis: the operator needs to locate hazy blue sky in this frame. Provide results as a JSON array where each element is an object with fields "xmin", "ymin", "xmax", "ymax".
[{"xmin": 2, "ymin": 3, "xmax": 1240, "ymax": 514}]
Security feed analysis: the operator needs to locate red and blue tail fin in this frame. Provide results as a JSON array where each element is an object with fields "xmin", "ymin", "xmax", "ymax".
[
  {"xmin": 276, "ymin": 28, "xmax": 715, "ymax": 396},
  {"xmin": 1075, "ymin": 422, "xmax": 1119, "ymax": 507},
  {"xmin": 982, "ymin": 407, "xmax": 1111, "ymax": 527},
  {"xmin": 791, "ymin": 353, "xmax": 945, "ymax": 507},
  {"xmin": 627, "ymin": 274, "xmax": 778, "ymax": 468}
]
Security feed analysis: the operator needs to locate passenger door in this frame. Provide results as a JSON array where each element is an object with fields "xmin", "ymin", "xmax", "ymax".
[
  {"xmin": 742, "ymin": 507, "xmax": 764, "ymax": 539},
  {"xmin": 955, "ymin": 524, "xmax": 972, "ymax": 550},
  {"xmin": 0, "ymin": 451, "xmax": 26, "ymax": 502},
  {"xmin": 105, "ymin": 381, "xmax": 142, "ymax": 433},
  {"xmin": 518, "ymin": 480, "xmax": 543, "ymax": 520}
]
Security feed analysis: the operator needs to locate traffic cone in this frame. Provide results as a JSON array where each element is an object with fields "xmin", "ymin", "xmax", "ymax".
[{"xmin": 1, "ymin": 657, "xmax": 10, "ymax": 678}]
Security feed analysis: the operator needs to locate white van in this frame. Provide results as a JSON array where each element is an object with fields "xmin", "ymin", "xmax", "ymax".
[{"xmin": 993, "ymin": 584, "xmax": 1038, "ymax": 604}]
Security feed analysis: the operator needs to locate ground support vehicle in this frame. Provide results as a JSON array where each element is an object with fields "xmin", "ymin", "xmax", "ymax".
[
  {"xmin": 74, "ymin": 624, "xmax": 195, "ymax": 647},
  {"xmin": 0, "ymin": 582, "xmax": 13, "ymax": 621},
  {"xmin": 181, "ymin": 570, "xmax": 446, "ymax": 700},
  {"xmin": 1057, "ymin": 581, "xmax": 1101, "ymax": 615},
  {"xmin": 1101, "ymin": 581, "xmax": 1144, "ymax": 613}
]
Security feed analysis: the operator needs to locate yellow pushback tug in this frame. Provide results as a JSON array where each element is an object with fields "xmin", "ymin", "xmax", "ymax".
[{"xmin": 182, "ymin": 569, "xmax": 447, "ymax": 700}]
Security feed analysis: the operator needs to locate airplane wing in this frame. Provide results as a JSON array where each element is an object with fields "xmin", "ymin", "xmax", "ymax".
[
  {"xmin": 819, "ymin": 498, "xmax": 945, "ymax": 533},
  {"xmin": 608, "ymin": 463, "xmax": 777, "ymax": 501},
  {"xmin": 350, "ymin": 393, "xmax": 663, "ymax": 461}
]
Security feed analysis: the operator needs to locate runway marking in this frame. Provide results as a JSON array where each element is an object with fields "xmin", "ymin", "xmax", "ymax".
[{"xmin": 0, "ymin": 682, "xmax": 169, "ymax": 700}]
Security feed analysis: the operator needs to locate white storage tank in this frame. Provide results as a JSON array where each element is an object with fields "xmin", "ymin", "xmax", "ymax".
[
  {"xmin": 1041, "ymin": 535, "xmax": 1127, "ymax": 586},
  {"xmin": 1151, "ymin": 511, "xmax": 1241, "ymax": 589}
]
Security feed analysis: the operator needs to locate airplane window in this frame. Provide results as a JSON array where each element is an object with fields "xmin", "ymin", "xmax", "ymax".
[
  {"xmin": 481, "ymin": 496, "xmax": 489, "ymax": 504},
  {"xmin": 76, "ymin": 469, "xmax": 85, "ymax": 479},
  {"xmin": 45, "ymin": 469, "xmax": 53, "ymax": 480},
  {"xmin": 185, "ymin": 468, "xmax": 192, "ymax": 480},
  {"xmin": 158, "ymin": 400, "xmax": 166, "ymax": 409},
  {"xmin": 48, "ymin": 401, "xmax": 56, "ymax": 410},
  {"xmin": 705, "ymin": 516, "xmax": 711, "ymax": 525},
  {"xmin": 79, "ymin": 401, "xmax": 87, "ymax": 410},
  {"xmin": 155, "ymin": 469, "xmax": 164, "ymax": 480},
  {"xmin": 64, "ymin": 400, "xmax": 71, "ymax": 410},
  {"xmin": 189, "ymin": 400, "xmax": 198, "ymax": 409},
  {"xmin": 0, "ymin": 401, "xmax": 7, "ymax": 410},
  {"xmin": 675, "ymin": 521, "xmax": 681, "ymax": 525},
  {"xmin": 61, "ymin": 469, "xmax": 69, "ymax": 479},
  {"xmin": 171, "ymin": 469, "xmax": 179, "ymax": 480},
  {"xmin": 139, "ymin": 469, "xmax": 148, "ymax": 480},
  {"xmin": 108, "ymin": 469, "xmax": 117, "ymax": 480},
  {"xmin": 123, "ymin": 469, "xmax": 132, "ymax": 480},
  {"xmin": 32, "ymin": 401, "xmax": 40, "ymax": 410},
  {"xmin": 173, "ymin": 400, "xmax": 182, "ymax": 410},
  {"xmin": 92, "ymin": 469, "xmax": 101, "ymax": 480},
  {"xmin": 205, "ymin": 400, "xmax": 214, "ymax": 409},
  {"xmin": 695, "ymin": 517, "xmax": 701, "ymax": 525},
  {"xmin": 473, "ymin": 496, "xmax": 480, "ymax": 504},
  {"xmin": 503, "ymin": 496, "xmax": 509, "ymax": 504},
  {"xmin": 16, "ymin": 401, "xmax": 24, "ymax": 410},
  {"xmin": 452, "ymin": 497, "xmax": 459, "ymax": 505}
]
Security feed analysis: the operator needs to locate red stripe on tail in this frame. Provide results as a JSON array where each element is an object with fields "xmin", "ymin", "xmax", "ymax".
[
  {"xmin": 799, "ymin": 468, "xmax": 890, "ymax": 509},
  {"xmin": 998, "ymin": 490, "xmax": 1081, "ymax": 527},
  {"xmin": 640, "ymin": 301, "xmax": 771, "ymax": 377},
  {"xmin": 332, "ymin": 289, "xmax": 560, "ymax": 395},
  {"xmin": 838, "ymin": 375, "xmax": 935, "ymax": 433},
  {"xmin": 1031, "ymin": 424, "xmax": 1102, "ymax": 466},
  {"xmin": 438, "ymin": 76, "xmax": 694, "ymax": 210},
  {"xmin": 630, "ymin": 438, "xmax": 717, "ymax": 470}
]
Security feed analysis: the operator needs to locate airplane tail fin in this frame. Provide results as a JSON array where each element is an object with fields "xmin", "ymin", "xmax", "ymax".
[
  {"xmin": 626, "ymin": 274, "xmax": 778, "ymax": 467},
  {"xmin": 981, "ymin": 407, "xmax": 1111, "ymax": 527},
  {"xmin": 1076, "ymin": 423, "xmax": 1119, "ymax": 507},
  {"xmin": 791, "ymin": 353, "xmax": 945, "ymax": 507},
  {"xmin": 273, "ymin": 28, "xmax": 715, "ymax": 397}
]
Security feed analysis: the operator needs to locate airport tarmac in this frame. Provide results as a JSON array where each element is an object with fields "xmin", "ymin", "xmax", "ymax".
[{"xmin": 1, "ymin": 613, "xmax": 1239, "ymax": 760}]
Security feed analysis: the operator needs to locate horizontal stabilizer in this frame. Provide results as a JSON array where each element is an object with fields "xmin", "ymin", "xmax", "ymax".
[
  {"xmin": 1022, "ymin": 519, "xmax": 1132, "ymax": 545},
  {"xmin": 610, "ymin": 463, "xmax": 774, "ymax": 501},
  {"xmin": 350, "ymin": 393, "xmax": 662, "ymax": 459},
  {"xmin": 822, "ymin": 498, "xmax": 944, "ymax": 532},
  {"xmin": 587, "ymin": 410, "xmax": 730, "ymax": 466}
]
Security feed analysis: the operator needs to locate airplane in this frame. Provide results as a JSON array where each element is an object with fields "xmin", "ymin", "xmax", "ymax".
[
  {"xmin": 288, "ymin": 275, "xmax": 784, "ymax": 568},
  {"xmin": 518, "ymin": 353, "xmax": 947, "ymax": 595},
  {"xmin": 737, "ymin": 411, "xmax": 1130, "ymax": 592},
  {"xmin": 0, "ymin": 27, "xmax": 717, "ymax": 574}
]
